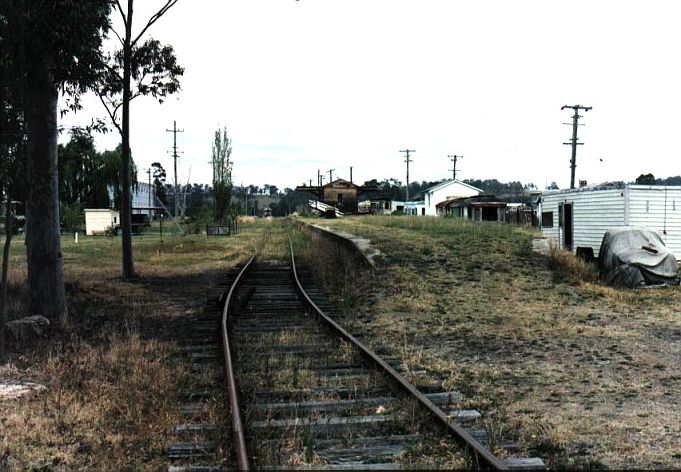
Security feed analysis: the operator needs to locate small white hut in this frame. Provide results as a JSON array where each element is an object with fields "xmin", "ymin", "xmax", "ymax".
[
  {"xmin": 84, "ymin": 209, "xmax": 119, "ymax": 236},
  {"xmin": 540, "ymin": 183, "xmax": 681, "ymax": 257}
]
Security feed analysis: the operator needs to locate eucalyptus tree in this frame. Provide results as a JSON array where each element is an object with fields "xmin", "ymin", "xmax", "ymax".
[
  {"xmin": 0, "ymin": 1, "xmax": 111, "ymax": 324},
  {"xmin": 151, "ymin": 162, "xmax": 168, "ymax": 206},
  {"xmin": 211, "ymin": 127, "xmax": 233, "ymax": 223},
  {"xmin": 97, "ymin": 0, "xmax": 183, "ymax": 279}
]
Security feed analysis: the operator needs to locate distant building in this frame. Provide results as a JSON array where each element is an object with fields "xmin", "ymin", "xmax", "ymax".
[
  {"xmin": 404, "ymin": 200, "xmax": 426, "ymax": 216},
  {"xmin": 366, "ymin": 199, "xmax": 405, "ymax": 215},
  {"xmin": 84, "ymin": 209, "xmax": 119, "ymax": 236},
  {"xmin": 107, "ymin": 182, "xmax": 157, "ymax": 216},
  {"xmin": 436, "ymin": 195, "xmax": 507, "ymax": 221},
  {"xmin": 423, "ymin": 180, "xmax": 483, "ymax": 216},
  {"xmin": 296, "ymin": 179, "xmax": 379, "ymax": 215}
]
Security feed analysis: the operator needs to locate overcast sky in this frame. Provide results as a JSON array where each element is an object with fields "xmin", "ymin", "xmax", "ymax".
[{"xmin": 60, "ymin": 0, "xmax": 681, "ymax": 191}]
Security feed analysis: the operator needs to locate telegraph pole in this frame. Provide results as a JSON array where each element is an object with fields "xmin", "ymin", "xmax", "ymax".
[
  {"xmin": 328, "ymin": 168, "xmax": 335, "ymax": 183},
  {"xmin": 448, "ymin": 155, "xmax": 463, "ymax": 180},
  {"xmin": 561, "ymin": 105, "xmax": 591, "ymax": 189},
  {"xmin": 317, "ymin": 169, "xmax": 321, "ymax": 186},
  {"xmin": 166, "ymin": 120, "xmax": 184, "ymax": 218},
  {"xmin": 350, "ymin": 166, "xmax": 353, "ymax": 183},
  {"xmin": 145, "ymin": 168, "xmax": 152, "ymax": 209},
  {"xmin": 399, "ymin": 149, "xmax": 415, "ymax": 201}
]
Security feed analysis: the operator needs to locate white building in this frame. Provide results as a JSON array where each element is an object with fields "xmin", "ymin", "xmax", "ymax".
[
  {"xmin": 540, "ymin": 184, "xmax": 681, "ymax": 257},
  {"xmin": 84, "ymin": 209, "xmax": 119, "ymax": 236},
  {"xmin": 107, "ymin": 182, "xmax": 157, "ymax": 217},
  {"xmin": 404, "ymin": 200, "xmax": 426, "ymax": 216},
  {"xmin": 423, "ymin": 180, "xmax": 483, "ymax": 216}
]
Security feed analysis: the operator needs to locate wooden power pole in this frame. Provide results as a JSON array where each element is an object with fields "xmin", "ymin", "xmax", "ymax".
[
  {"xmin": 448, "ymin": 155, "xmax": 463, "ymax": 180},
  {"xmin": 166, "ymin": 120, "xmax": 184, "ymax": 218},
  {"xmin": 399, "ymin": 149, "xmax": 415, "ymax": 201},
  {"xmin": 561, "ymin": 104, "xmax": 591, "ymax": 189}
]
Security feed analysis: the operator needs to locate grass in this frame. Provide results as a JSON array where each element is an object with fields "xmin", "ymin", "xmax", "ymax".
[
  {"xmin": 295, "ymin": 215, "xmax": 681, "ymax": 470},
  {"xmin": 0, "ymin": 220, "xmax": 274, "ymax": 470}
]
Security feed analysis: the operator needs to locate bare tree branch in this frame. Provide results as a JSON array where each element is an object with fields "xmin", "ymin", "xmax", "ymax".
[
  {"xmin": 110, "ymin": 26, "xmax": 125, "ymax": 48},
  {"xmin": 97, "ymin": 93, "xmax": 123, "ymax": 135},
  {"xmin": 131, "ymin": 0, "xmax": 179, "ymax": 47},
  {"xmin": 114, "ymin": 0, "xmax": 127, "ymax": 24},
  {"xmin": 104, "ymin": 62, "xmax": 123, "ymax": 83}
]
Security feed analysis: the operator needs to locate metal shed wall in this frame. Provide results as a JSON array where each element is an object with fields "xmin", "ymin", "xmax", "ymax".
[
  {"xmin": 627, "ymin": 185, "xmax": 681, "ymax": 256},
  {"xmin": 541, "ymin": 185, "xmax": 681, "ymax": 258},
  {"xmin": 541, "ymin": 188, "xmax": 626, "ymax": 257}
]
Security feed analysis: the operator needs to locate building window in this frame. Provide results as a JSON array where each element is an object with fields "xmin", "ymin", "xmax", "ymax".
[{"xmin": 541, "ymin": 211, "xmax": 553, "ymax": 228}]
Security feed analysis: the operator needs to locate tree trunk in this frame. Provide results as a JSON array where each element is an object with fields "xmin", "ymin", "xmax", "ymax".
[
  {"xmin": 0, "ymin": 188, "xmax": 13, "ymax": 360},
  {"xmin": 25, "ymin": 63, "xmax": 67, "ymax": 320},
  {"xmin": 121, "ymin": 1, "xmax": 135, "ymax": 279}
]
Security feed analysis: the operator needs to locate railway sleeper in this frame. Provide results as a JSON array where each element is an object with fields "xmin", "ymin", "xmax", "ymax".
[
  {"xmin": 252, "ymin": 385, "xmax": 391, "ymax": 403},
  {"xmin": 252, "ymin": 391, "xmax": 464, "ymax": 417},
  {"xmin": 248, "ymin": 414, "xmax": 408, "ymax": 439},
  {"xmin": 167, "ymin": 442, "xmax": 216, "ymax": 460},
  {"xmin": 168, "ymin": 465, "xmax": 225, "ymax": 472}
]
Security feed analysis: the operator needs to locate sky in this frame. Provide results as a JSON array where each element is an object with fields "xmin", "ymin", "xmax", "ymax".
[{"xmin": 60, "ymin": 0, "xmax": 681, "ymax": 192}]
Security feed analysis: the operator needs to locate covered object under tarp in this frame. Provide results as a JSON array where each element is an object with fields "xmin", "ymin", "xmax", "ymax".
[{"xmin": 598, "ymin": 229, "xmax": 680, "ymax": 288}]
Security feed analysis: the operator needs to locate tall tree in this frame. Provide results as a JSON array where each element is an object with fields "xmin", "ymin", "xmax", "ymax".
[
  {"xmin": 635, "ymin": 173, "xmax": 656, "ymax": 185},
  {"xmin": 97, "ymin": 0, "xmax": 183, "ymax": 278},
  {"xmin": 1, "ymin": 1, "xmax": 111, "ymax": 322},
  {"xmin": 151, "ymin": 161, "xmax": 168, "ymax": 207},
  {"xmin": 211, "ymin": 127, "xmax": 233, "ymax": 223}
]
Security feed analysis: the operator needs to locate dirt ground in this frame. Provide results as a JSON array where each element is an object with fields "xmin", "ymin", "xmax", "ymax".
[{"xmin": 306, "ymin": 216, "xmax": 681, "ymax": 470}]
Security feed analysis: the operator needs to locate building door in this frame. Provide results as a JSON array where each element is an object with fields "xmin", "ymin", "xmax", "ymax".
[{"xmin": 563, "ymin": 203, "xmax": 573, "ymax": 250}]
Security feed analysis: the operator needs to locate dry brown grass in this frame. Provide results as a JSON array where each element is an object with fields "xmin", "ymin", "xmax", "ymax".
[
  {"xmin": 295, "ymin": 215, "xmax": 681, "ymax": 470},
  {"xmin": 0, "ymin": 221, "xmax": 271, "ymax": 470},
  {"xmin": 547, "ymin": 241, "xmax": 599, "ymax": 285}
]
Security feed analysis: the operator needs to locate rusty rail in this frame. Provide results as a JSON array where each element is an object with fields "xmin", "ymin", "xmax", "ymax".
[
  {"xmin": 287, "ymin": 235, "xmax": 508, "ymax": 471},
  {"xmin": 221, "ymin": 254, "xmax": 256, "ymax": 471}
]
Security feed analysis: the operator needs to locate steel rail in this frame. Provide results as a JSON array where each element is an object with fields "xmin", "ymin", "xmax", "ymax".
[
  {"xmin": 221, "ymin": 253, "xmax": 257, "ymax": 471},
  {"xmin": 287, "ymin": 236, "xmax": 508, "ymax": 471}
]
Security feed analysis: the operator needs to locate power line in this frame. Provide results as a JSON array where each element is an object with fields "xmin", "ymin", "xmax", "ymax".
[
  {"xmin": 166, "ymin": 120, "xmax": 184, "ymax": 218},
  {"xmin": 561, "ymin": 104, "xmax": 591, "ymax": 189},
  {"xmin": 399, "ymin": 149, "xmax": 415, "ymax": 201},
  {"xmin": 448, "ymin": 155, "xmax": 463, "ymax": 180}
]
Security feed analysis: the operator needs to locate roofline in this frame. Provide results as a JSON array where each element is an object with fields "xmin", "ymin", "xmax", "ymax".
[
  {"xmin": 543, "ymin": 183, "xmax": 681, "ymax": 196},
  {"xmin": 426, "ymin": 179, "xmax": 483, "ymax": 194}
]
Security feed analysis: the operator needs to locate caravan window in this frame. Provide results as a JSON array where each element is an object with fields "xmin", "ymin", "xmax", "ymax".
[{"xmin": 541, "ymin": 211, "xmax": 553, "ymax": 228}]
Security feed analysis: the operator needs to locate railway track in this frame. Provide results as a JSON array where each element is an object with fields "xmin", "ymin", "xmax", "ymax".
[{"xmin": 168, "ymin": 229, "xmax": 545, "ymax": 470}]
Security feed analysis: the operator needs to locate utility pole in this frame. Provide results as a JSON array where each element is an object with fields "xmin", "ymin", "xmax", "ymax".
[
  {"xmin": 328, "ymin": 168, "xmax": 335, "ymax": 183},
  {"xmin": 448, "ymin": 155, "xmax": 463, "ymax": 180},
  {"xmin": 317, "ymin": 168, "xmax": 321, "ymax": 186},
  {"xmin": 561, "ymin": 105, "xmax": 591, "ymax": 189},
  {"xmin": 399, "ymin": 149, "xmax": 415, "ymax": 201},
  {"xmin": 166, "ymin": 120, "xmax": 184, "ymax": 219},
  {"xmin": 350, "ymin": 166, "xmax": 353, "ymax": 183},
  {"xmin": 145, "ymin": 167, "xmax": 152, "ymax": 210}
]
